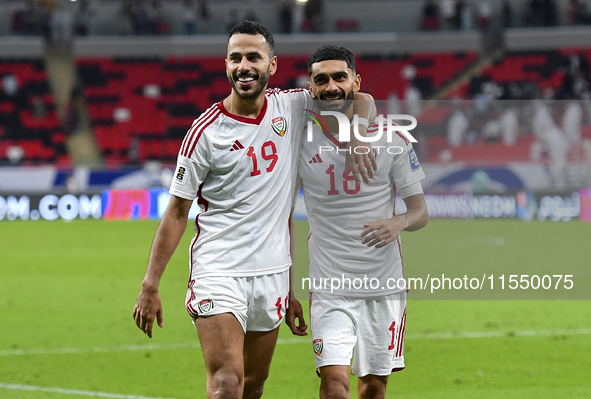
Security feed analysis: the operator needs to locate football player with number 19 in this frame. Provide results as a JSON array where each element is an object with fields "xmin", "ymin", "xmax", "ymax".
[
  {"xmin": 286, "ymin": 45, "xmax": 429, "ymax": 399},
  {"xmin": 132, "ymin": 23, "xmax": 377, "ymax": 399}
]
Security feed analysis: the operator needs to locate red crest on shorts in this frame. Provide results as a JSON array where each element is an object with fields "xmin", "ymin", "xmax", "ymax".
[
  {"xmin": 313, "ymin": 338, "xmax": 323, "ymax": 355},
  {"xmin": 198, "ymin": 299, "xmax": 213, "ymax": 313}
]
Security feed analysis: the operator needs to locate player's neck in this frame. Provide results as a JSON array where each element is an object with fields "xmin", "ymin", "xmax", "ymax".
[{"xmin": 223, "ymin": 92, "xmax": 266, "ymax": 120}]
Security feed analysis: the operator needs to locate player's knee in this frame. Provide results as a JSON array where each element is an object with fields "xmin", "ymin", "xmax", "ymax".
[
  {"xmin": 242, "ymin": 383, "xmax": 264, "ymax": 399},
  {"xmin": 321, "ymin": 376, "xmax": 350, "ymax": 399},
  {"xmin": 209, "ymin": 370, "xmax": 242, "ymax": 399},
  {"xmin": 358, "ymin": 377, "xmax": 387, "ymax": 399},
  {"xmin": 242, "ymin": 375, "xmax": 267, "ymax": 399},
  {"xmin": 243, "ymin": 370, "xmax": 269, "ymax": 399}
]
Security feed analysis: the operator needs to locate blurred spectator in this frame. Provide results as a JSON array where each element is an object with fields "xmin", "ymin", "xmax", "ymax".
[
  {"xmin": 560, "ymin": 53, "xmax": 591, "ymax": 99},
  {"xmin": 10, "ymin": 1, "xmax": 27, "ymax": 35},
  {"xmin": 405, "ymin": 81, "xmax": 423, "ymax": 118},
  {"xmin": 440, "ymin": 0, "xmax": 457, "ymax": 30},
  {"xmin": 500, "ymin": 106, "xmax": 519, "ymax": 146},
  {"xmin": 447, "ymin": 105, "xmax": 469, "ymax": 147},
  {"xmin": 118, "ymin": 0, "xmax": 133, "ymax": 35},
  {"xmin": 50, "ymin": 2, "xmax": 73, "ymax": 43},
  {"xmin": 38, "ymin": 0, "xmax": 53, "ymax": 41},
  {"xmin": 7, "ymin": 146, "xmax": 25, "ymax": 165},
  {"xmin": 156, "ymin": 8, "xmax": 170, "ymax": 34},
  {"xmin": 477, "ymin": 0, "xmax": 492, "ymax": 30},
  {"xmin": 130, "ymin": 0, "xmax": 147, "ymax": 35},
  {"xmin": 531, "ymin": 100, "xmax": 569, "ymax": 187},
  {"xmin": 482, "ymin": 119, "xmax": 501, "ymax": 142},
  {"xmin": 198, "ymin": 0, "xmax": 211, "ymax": 21},
  {"xmin": 563, "ymin": 99, "xmax": 583, "ymax": 145},
  {"xmin": 454, "ymin": 0, "xmax": 464, "ymax": 30},
  {"xmin": 401, "ymin": 65, "xmax": 422, "ymax": 116},
  {"xmin": 387, "ymin": 91, "xmax": 402, "ymax": 115},
  {"xmin": 74, "ymin": 0, "xmax": 95, "ymax": 36},
  {"xmin": 181, "ymin": 0, "xmax": 197, "ymax": 35},
  {"xmin": 64, "ymin": 85, "xmax": 83, "ymax": 136},
  {"xmin": 568, "ymin": 0, "xmax": 582, "ymax": 25},
  {"xmin": 420, "ymin": 0, "xmax": 440, "ymax": 30},
  {"xmin": 2, "ymin": 74, "xmax": 19, "ymax": 97},
  {"xmin": 225, "ymin": 9, "xmax": 239, "ymax": 32},
  {"xmin": 501, "ymin": 0, "xmax": 513, "ymax": 28},
  {"xmin": 304, "ymin": 0, "xmax": 324, "ymax": 33},
  {"xmin": 460, "ymin": 1, "xmax": 473, "ymax": 30},
  {"xmin": 22, "ymin": 0, "xmax": 36, "ymax": 35},
  {"xmin": 145, "ymin": 1, "xmax": 162, "ymax": 35},
  {"xmin": 279, "ymin": 0, "xmax": 294, "ymax": 34}
]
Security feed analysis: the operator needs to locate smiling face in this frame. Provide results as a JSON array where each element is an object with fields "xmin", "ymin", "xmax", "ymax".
[
  {"xmin": 308, "ymin": 59, "xmax": 360, "ymax": 113},
  {"xmin": 225, "ymin": 33, "xmax": 277, "ymax": 100}
]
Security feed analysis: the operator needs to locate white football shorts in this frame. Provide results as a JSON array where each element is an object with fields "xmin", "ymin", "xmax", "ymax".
[
  {"xmin": 310, "ymin": 291, "xmax": 407, "ymax": 377},
  {"xmin": 185, "ymin": 270, "xmax": 289, "ymax": 333}
]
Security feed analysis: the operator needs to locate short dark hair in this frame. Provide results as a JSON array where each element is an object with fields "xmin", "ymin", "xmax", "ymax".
[
  {"xmin": 228, "ymin": 21, "xmax": 275, "ymax": 56},
  {"xmin": 307, "ymin": 45, "xmax": 356, "ymax": 76}
]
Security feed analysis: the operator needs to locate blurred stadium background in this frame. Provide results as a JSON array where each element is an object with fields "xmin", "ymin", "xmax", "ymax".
[
  {"xmin": 1, "ymin": 1, "xmax": 591, "ymax": 398},
  {"xmin": 1, "ymin": 0, "xmax": 591, "ymax": 221}
]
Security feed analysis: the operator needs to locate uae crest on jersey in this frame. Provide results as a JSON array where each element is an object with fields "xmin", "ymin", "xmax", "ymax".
[
  {"xmin": 313, "ymin": 338, "xmax": 323, "ymax": 355},
  {"xmin": 198, "ymin": 299, "xmax": 213, "ymax": 313},
  {"xmin": 272, "ymin": 116, "xmax": 287, "ymax": 137}
]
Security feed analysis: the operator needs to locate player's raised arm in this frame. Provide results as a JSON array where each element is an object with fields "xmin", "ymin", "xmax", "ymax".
[
  {"xmin": 347, "ymin": 92, "xmax": 378, "ymax": 185},
  {"xmin": 132, "ymin": 195, "xmax": 193, "ymax": 338}
]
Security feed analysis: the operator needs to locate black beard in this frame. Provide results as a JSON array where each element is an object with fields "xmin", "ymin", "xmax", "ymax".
[
  {"xmin": 314, "ymin": 86, "xmax": 355, "ymax": 113},
  {"xmin": 229, "ymin": 67, "xmax": 271, "ymax": 100}
]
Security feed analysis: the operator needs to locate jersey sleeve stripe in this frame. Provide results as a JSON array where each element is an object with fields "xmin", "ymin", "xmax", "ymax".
[
  {"xmin": 181, "ymin": 108, "xmax": 220, "ymax": 157},
  {"xmin": 180, "ymin": 106, "xmax": 219, "ymax": 157},
  {"xmin": 185, "ymin": 110, "xmax": 220, "ymax": 158},
  {"xmin": 180, "ymin": 106, "xmax": 216, "ymax": 156},
  {"xmin": 181, "ymin": 107, "xmax": 218, "ymax": 157}
]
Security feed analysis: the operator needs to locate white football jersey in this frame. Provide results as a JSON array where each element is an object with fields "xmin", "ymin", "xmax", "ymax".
[
  {"xmin": 170, "ymin": 88, "xmax": 313, "ymax": 278},
  {"xmin": 297, "ymin": 121, "xmax": 426, "ymax": 297}
]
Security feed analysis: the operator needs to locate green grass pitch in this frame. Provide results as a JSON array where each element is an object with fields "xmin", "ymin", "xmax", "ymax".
[{"xmin": 1, "ymin": 219, "xmax": 590, "ymax": 398}]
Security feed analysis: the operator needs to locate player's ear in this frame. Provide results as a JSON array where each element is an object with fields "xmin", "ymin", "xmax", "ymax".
[
  {"xmin": 308, "ymin": 81, "xmax": 316, "ymax": 98},
  {"xmin": 269, "ymin": 55, "xmax": 278, "ymax": 76},
  {"xmin": 225, "ymin": 58, "xmax": 229, "ymax": 77},
  {"xmin": 353, "ymin": 73, "xmax": 361, "ymax": 92}
]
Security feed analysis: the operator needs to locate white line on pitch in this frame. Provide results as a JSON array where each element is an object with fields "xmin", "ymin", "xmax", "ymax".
[
  {"xmin": 0, "ymin": 383, "xmax": 174, "ymax": 399},
  {"xmin": 0, "ymin": 342, "xmax": 200, "ymax": 357},
  {"xmin": 1, "ymin": 329, "xmax": 589, "ymax": 357},
  {"xmin": 407, "ymin": 328, "xmax": 591, "ymax": 340}
]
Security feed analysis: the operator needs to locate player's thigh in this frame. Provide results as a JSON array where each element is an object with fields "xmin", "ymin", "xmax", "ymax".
[
  {"xmin": 310, "ymin": 293, "xmax": 357, "ymax": 369},
  {"xmin": 351, "ymin": 291, "xmax": 407, "ymax": 377},
  {"xmin": 243, "ymin": 327, "xmax": 280, "ymax": 386},
  {"xmin": 195, "ymin": 313, "xmax": 245, "ymax": 376},
  {"xmin": 246, "ymin": 270, "xmax": 289, "ymax": 332}
]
